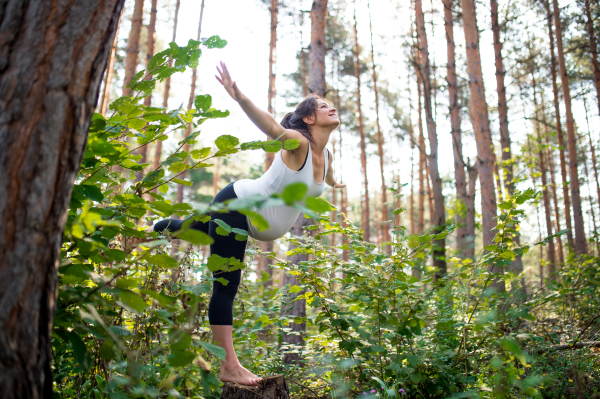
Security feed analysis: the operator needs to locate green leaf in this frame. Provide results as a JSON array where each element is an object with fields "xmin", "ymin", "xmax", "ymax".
[
  {"xmin": 99, "ymin": 340, "xmax": 116, "ymax": 361},
  {"xmin": 215, "ymin": 134, "xmax": 239, "ymax": 151},
  {"xmin": 194, "ymin": 94, "xmax": 212, "ymax": 112},
  {"xmin": 174, "ymin": 229, "xmax": 213, "ymax": 245},
  {"xmin": 207, "ymin": 254, "xmax": 229, "ymax": 272},
  {"xmin": 170, "ymin": 330, "xmax": 192, "ymax": 352},
  {"xmin": 239, "ymin": 210, "xmax": 269, "ymax": 231},
  {"xmin": 216, "ymin": 226, "xmax": 229, "ymax": 236},
  {"xmin": 262, "ymin": 140, "xmax": 283, "ymax": 153},
  {"xmin": 289, "ymin": 285, "xmax": 303, "ymax": 294},
  {"xmin": 115, "ymin": 278, "xmax": 140, "ymax": 290},
  {"xmin": 191, "ymin": 147, "xmax": 211, "ymax": 159},
  {"xmin": 240, "ymin": 141, "xmax": 264, "ymax": 151},
  {"xmin": 182, "ymin": 283, "xmax": 212, "ymax": 295},
  {"xmin": 120, "ymin": 159, "xmax": 144, "ymax": 171},
  {"xmin": 74, "ymin": 184, "xmax": 104, "ymax": 202},
  {"xmin": 284, "ymin": 139, "xmax": 301, "ymax": 150},
  {"xmin": 172, "ymin": 178, "xmax": 193, "ymax": 186},
  {"xmin": 146, "ymin": 254, "xmax": 178, "ymax": 268},
  {"xmin": 281, "ymin": 182, "xmax": 308, "ymax": 204},
  {"xmin": 127, "ymin": 118, "xmax": 147, "ymax": 130},
  {"xmin": 167, "ymin": 350, "xmax": 196, "ymax": 367},
  {"xmin": 119, "ymin": 290, "xmax": 146, "ymax": 314},
  {"xmin": 305, "ymin": 197, "xmax": 333, "ymax": 213},
  {"xmin": 213, "ymin": 219, "xmax": 232, "ymax": 233},
  {"xmin": 202, "ymin": 35, "xmax": 228, "ymax": 49},
  {"xmin": 199, "ymin": 341, "xmax": 226, "ymax": 360},
  {"xmin": 68, "ymin": 332, "xmax": 90, "ymax": 371}
]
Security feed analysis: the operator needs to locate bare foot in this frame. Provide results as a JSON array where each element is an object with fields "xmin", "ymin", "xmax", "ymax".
[{"xmin": 219, "ymin": 363, "xmax": 262, "ymax": 386}]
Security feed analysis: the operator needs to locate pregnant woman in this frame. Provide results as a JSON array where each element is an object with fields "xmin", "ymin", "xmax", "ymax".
[{"xmin": 154, "ymin": 62, "xmax": 345, "ymax": 385}]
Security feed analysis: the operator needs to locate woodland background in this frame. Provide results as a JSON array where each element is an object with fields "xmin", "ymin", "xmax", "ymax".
[{"xmin": 1, "ymin": 0, "xmax": 600, "ymax": 398}]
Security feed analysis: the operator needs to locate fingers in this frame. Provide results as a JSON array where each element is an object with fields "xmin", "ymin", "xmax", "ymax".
[{"xmin": 215, "ymin": 74, "xmax": 224, "ymax": 85}]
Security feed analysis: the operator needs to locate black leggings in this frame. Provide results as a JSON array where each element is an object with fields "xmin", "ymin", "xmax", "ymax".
[{"xmin": 154, "ymin": 182, "xmax": 247, "ymax": 325}]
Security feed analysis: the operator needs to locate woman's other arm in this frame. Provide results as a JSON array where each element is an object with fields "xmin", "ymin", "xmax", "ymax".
[
  {"xmin": 216, "ymin": 62, "xmax": 303, "ymax": 143},
  {"xmin": 325, "ymin": 152, "xmax": 346, "ymax": 188}
]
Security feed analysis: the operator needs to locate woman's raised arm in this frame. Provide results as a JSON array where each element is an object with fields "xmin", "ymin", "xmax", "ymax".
[{"xmin": 216, "ymin": 62, "xmax": 303, "ymax": 143}]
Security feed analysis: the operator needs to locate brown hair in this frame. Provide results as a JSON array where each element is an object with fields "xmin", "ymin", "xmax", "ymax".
[{"xmin": 280, "ymin": 95, "xmax": 320, "ymax": 144}]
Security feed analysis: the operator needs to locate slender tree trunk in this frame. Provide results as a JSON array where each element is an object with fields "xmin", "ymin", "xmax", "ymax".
[
  {"xmin": 415, "ymin": 0, "xmax": 446, "ymax": 277},
  {"xmin": 580, "ymin": 138, "xmax": 600, "ymax": 255},
  {"xmin": 443, "ymin": 0, "xmax": 468, "ymax": 255},
  {"xmin": 544, "ymin": 0, "xmax": 573, "ymax": 249},
  {"xmin": 408, "ymin": 77, "xmax": 416, "ymax": 236},
  {"xmin": 460, "ymin": 0, "xmax": 503, "ymax": 290},
  {"xmin": 352, "ymin": 2, "xmax": 370, "ymax": 241},
  {"xmin": 176, "ymin": 0, "xmax": 205, "ymax": 204},
  {"xmin": 584, "ymin": 0, "xmax": 600, "ymax": 115},
  {"xmin": 152, "ymin": 0, "xmax": 181, "ymax": 175},
  {"xmin": 466, "ymin": 163, "xmax": 479, "ymax": 260},
  {"xmin": 583, "ymin": 94, "xmax": 600, "ymax": 221},
  {"xmin": 100, "ymin": 14, "xmax": 121, "ymax": 115},
  {"xmin": 367, "ymin": 0, "xmax": 390, "ymax": 252},
  {"xmin": 552, "ymin": 0, "xmax": 587, "ymax": 255},
  {"xmin": 416, "ymin": 73, "xmax": 426, "ymax": 236},
  {"xmin": 309, "ymin": 0, "xmax": 328, "ymax": 96},
  {"xmin": 541, "ymin": 91, "xmax": 565, "ymax": 267},
  {"xmin": 123, "ymin": 0, "xmax": 145, "ymax": 96},
  {"xmin": 0, "ymin": 1, "xmax": 124, "ymax": 396},
  {"xmin": 300, "ymin": 49, "xmax": 309, "ymax": 97},
  {"xmin": 582, "ymin": 94, "xmax": 600, "ymax": 254},
  {"xmin": 532, "ymin": 72, "xmax": 556, "ymax": 274},
  {"xmin": 261, "ymin": 0, "xmax": 278, "ymax": 282}
]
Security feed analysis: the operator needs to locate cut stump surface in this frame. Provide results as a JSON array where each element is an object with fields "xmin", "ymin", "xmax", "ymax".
[{"xmin": 221, "ymin": 374, "xmax": 289, "ymax": 399}]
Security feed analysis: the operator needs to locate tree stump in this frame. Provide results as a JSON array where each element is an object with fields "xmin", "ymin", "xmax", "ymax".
[{"xmin": 221, "ymin": 375, "xmax": 289, "ymax": 399}]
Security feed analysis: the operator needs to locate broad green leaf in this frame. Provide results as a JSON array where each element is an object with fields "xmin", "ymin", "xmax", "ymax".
[
  {"xmin": 74, "ymin": 184, "xmax": 104, "ymax": 202},
  {"xmin": 170, "ymin": 330, "xmax": 192, "ymax": 352},
  {"xmin": 68, "ymin": 332, "xmax": 90, "ymax": 371},
  {"xmin": 146, "ymin": 254, "xmax": 178, "ymax": 268},
  {"xmin": 182, "ymin": 283, "xmax": 212, "ymax": 295},
  {"xmin": 120, "ymin": 159, "xmax": 144, "ymax": 171},
  {"xmin": 281, "ymin": 182, "xmax": 308, "ymax": 204},
  {"xmin": 199, "ymin": 341, "xmax": 226, "ymax": 360},
  {"xmin": 175, "ymin": 229, "xmax": 213, "ymax": 245},
  {"xmin": 213, "ymin": 218, "xmax": 232, "ymax": 233},
  {"xmin": 119, "ymin": 291, "xmax": 146, "ymax": 314},
  {"xmin": 239, "ymin": 210, "xmax": 269, "ymax": 231},
  {"xmin": 305, "ymin": 197, "xmax": 333, "ymax": 213},
  {"xmin": 99, "ymin": 340, "xmax": 116, "ymax": 361},
  {"xmin": 202, "ymin": 35, "xmax": 228, "ymax": 49},
  {"xmin": 284, "ymin": 139, "xmax": 301, "ymax": 150},
  {"xmin": 127, "ymin": 118, "xmax": 147, "ymax": 130},
  {"xmin": 167, "ymin": 350, "xmax": 196, "ymax": 367},
  {"xmin": 262, "ymin": 140, "xmax": 283, "ymax": 153},
  {"xmin": 215, "ymin": 134, "xmax": 239, "ymax": 151},
  {"xmin": 172, "ymin": 178, "xmax": 193, "ymax": 186},
  {"xmin": 194, "ymin": 94, "xmax": 212, "ymax": 112},
  {"xmin": 207, "ymin": 254, "xmax": 229, "ymax": 272},
  {"xmin": 191, "ymin": 147, "xmax": 211, "ymax": 159}
]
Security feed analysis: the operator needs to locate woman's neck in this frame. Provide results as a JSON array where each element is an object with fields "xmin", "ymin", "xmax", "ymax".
[{"xmin": 310, "ymin": 126, "xmax": 334, "ymax": 152}]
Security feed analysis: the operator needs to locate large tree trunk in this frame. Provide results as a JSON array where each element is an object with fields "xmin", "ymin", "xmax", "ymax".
[
  {"xmin": 416, "ymin": 72, "xmax": 425, "ymax": 236},
  {"xmin": 490, "ymin": 0, "xmax": 523, "ymax": 275},
  {"xmin": 0, "ymin": 0, "xmax": 124, "ymax": 396},
  {"xmin": 152, "ymin": 0, "xmax": 181, "ymax": 175},
  {"xmin": 123, "ymin": 0, "xmax": 145, "ymax": 96},
  {"xmin": 367, "ymin": 0, "xmax": 389, "ymax": 252},
  {"xmin": 407, "ymin": 76, "xmax": 416, "ymax": 236},
  {"xmin": 309, "ymin": 0, "xmax": 328, "ymax": 96},
  {"xmin": 466, "ymin": 163, "xmax": 479, "ymax": 261},
  {"xmin": 443, "ymin": 0, "xmax": 468, "ymax": 255},
  {"xmin": 352, "ymin": 2, "xmax": 370, "ymax": 242},
  {"xmin": 582, "ymin": 95, "xmax": 600, "ymax": 255},
  {"xmin": 100, "ymin": 13, "xmax": 121, "ymax": 115},
  {"xmin": 460, "ymin": 0, "xmax": 503, "ymax": 290},
  {"xmin": 552, "ymin": 0, "xmax": 587, "ymax": 255},
  {"xmin": 543, "ymin": 0, "xmax": 573, "ymax": 249},
  {"xmin": 415, "ymin": 0, "xmax": 446, "ymax": 277},
  {"xmin": 584, "ymin": 0, "xmax": 600, "ymax": 116},
  {"xmin": 532, "ymin": 72, "xmax": 556, "ymax": 274},
  {"xmin": 175, "ymin": 0, "xmax": 205, "ymax": 204}
]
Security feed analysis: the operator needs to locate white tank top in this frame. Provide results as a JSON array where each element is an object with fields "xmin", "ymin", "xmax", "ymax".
[{"xmin": 233, "ymin": 145, "xmax": 329, "ymax": 241}]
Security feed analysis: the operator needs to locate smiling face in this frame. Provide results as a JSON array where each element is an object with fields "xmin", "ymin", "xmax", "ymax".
[{"xmin": 303, "ymin": 98, "xmax": 340, "ymax": 130}]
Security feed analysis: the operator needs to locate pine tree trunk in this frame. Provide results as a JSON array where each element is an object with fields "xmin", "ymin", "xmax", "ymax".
[
  {"xmin": 368, "ymin": 0, "xmax": 389, "ymax": 252},
  {"xmin": 100, "ymin": 14, "xmax": 122, "ymax": 115},
  {"xmin": 532, "ymin": 73, "xmax": 556, "ymax": 274},
  {"xmin": 309, "ymin": 0, "xmax": 328, "ymax": 96},
  {"xmin": 544, "ymin": 0, "xmax": 573, "ymax": 249},
  {"xmin": 152, "ymin": 0, "xmax": 180, "ymax": 176},
  {"xmin": 552, "ymin": 0, "xmax": 587, "ymax": 255},
  {"xmin": 352, "ymin": 2, "xmax": 370, "ymax": 241},
  {"xmin": 466, "ymin": 163, "xmax": 479, "ymax": 261},
  {"xmin": 443, "ymin": 0, "xmax": 468, "ymax": 255},
  {"xmin": 580, "ymin": 137, "xmax": 600, "ymax": 256},
  {"xmin": 415, "ymin": 0, "xmax": 446, "ymax": 277},
  {"xmin": 582, "ymin": 94, "xmax": 600, "ymax": 254},
  {"xmin": 584, "ymin": 0, "xmax": 600, "ymax": 116},
  {"xmin": 583, "ymin": 96, "xmax": 600, "ymax": 225},
  {"xmin": 460, "ymin": 0, "xmax": 503, "ymax": 290},
  {"xmin": 176, "ymin": 0, "xmax": 205, "ymax": 204},
  {"xmin": 0, "ymin": 1, "xmax": 124, "ymax": 396},
  {"xmin": 541, "ymin": 93, "xmax": 565, "ymax": 267},
  {"xmin": 490, "ymin": 0, "xmax": 524, "ymax": 274},
  {"xmin": 408, "ymin": 77, "xmax": 416, "ymax": 236},
  {"xmin": 416, "ymin": 73, "xmax": 426, "ymax": 236},
  {"xmin": 123, "ymin": 0, "xmax": 145, "ymax": 96}
]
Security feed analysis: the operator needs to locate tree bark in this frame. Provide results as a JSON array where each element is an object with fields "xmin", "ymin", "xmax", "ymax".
[
  {"xmin": 543, "ymin": 0, "xmax": 573, "ymax": 249},
  {"xmin": 466, "ymin": 163, "xmax": 479, "ymax": 260},
  {"xmin": 416, "ymin": 72, "xmax": 425, "ymax": 236},
  {"xmin": 532, "ymin": 72, "xmax": 556, "ymax": 274},
  {"xmin": 100, "ymin": 13, "xmax": 121, "ymax": 115},
  {"xmin": 584, "ymin": 0, "xmax": 600, "ymax": 116},
  {"xmin": 309, "ymin": 0, "xmax": 328, "ymax": 96},
  {"xmin": 490, "ymin": 0, "xmax": 524, "ymax": 276},
  {"xmin": 408, "ymin": 75, "xmax": 416, "ymax": 236},
  {"xmin": 443, "ymin": 0, "xmax": 468, "ymax": 255},
  {"xmin": 152, "ymin": 0, "xmax": 181, "ymax": 175},
  {"xmin": 367, "ymin": 0, "xmax": 390, "ymax": 252},
  {"xmin": 552, "ymin": 0, "xmax": 587, "ymax": 255},
  {"xmin": 175, "ymin": 0, "xmax": 205, "ymax": 204},
  {"xmin": 415, "ymin": 0, "xmax": 446, "ymax": 277},
  {"xmin": 460, "ymin": 0, "xmax": 503, "ymax": 290},
  {"xmin": 583, "ymin": 96, "xmax": 600, "ymax": 227},
  {"xmin": 123, "ymin": 0, "xmax": 145, "ymax": 96},
  {"xmin": 221, "ymin": 375, "xmax": 289, "ymax": 399},
  {"xmin": 0, "ymin": 0, "xmax": 124, "ymax": 396},
  {"xmin": 582, "ymin": 94, "xmax": 600, "ymax": 254},
  {"xmin": 352, "ymin": 2, "xmax": 370, "ymax": 242}
]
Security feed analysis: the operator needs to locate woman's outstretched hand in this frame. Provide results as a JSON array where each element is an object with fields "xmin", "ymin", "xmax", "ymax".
[
  {"xmin": 215, "ymin": 61, "xmax": 244, "ymax": 102},
  {"xmin": 333, "ymin": 182, "xmax": 346, "ymax": 189}
]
